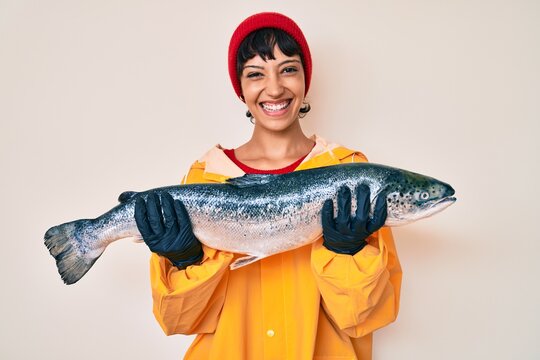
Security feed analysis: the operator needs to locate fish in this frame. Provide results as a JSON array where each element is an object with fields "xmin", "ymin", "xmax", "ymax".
[{"xmin": 44, "ymin": 162, "xmax": 456, "ymax": 285}]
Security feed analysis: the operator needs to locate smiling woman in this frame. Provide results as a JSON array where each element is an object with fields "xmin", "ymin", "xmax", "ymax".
[
  {"xmin": 231, "ymin": 24, "xmax": 315, "ymax": 169},
  {"xmin": 241, "ymin": 48, "xmax": 305, "ymax": 124},
  {"xmin": 134, "ymin": 12, "xmax": 403, "ymax": 359},
  {"xmin": 237, "ymin": 45, "xmax": 315, "ymax": 167}
]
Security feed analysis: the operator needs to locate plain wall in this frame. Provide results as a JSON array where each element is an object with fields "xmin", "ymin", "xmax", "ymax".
[{"xmin": 1, "ymin": 0, "xmax": 539, "ymax": 359}]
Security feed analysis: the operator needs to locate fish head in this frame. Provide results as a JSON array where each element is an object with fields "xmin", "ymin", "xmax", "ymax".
[{"xmin": 382, "ymin": 169, "xmax": 456, "ymax": 226}]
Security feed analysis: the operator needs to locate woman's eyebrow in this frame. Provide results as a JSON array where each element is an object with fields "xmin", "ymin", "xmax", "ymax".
[
  {"xmin": 243, "ymin": 59, "xmax": 301, "ymax": 71},
  {"xmin": 243, "ymin": 65, "xmax": 264, "ymax": 70},
  {"xmin": 279, "ymin": 59, "xmax": 301, "ymax": 66}
]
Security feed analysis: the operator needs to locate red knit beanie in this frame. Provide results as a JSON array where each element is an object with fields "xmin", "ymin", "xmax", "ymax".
[{"xmin": 228, "ymin": 12, "xmax": 312, "ymax": 101}]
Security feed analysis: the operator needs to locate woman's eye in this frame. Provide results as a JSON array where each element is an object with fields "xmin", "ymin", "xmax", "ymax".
[
  {"xmin": 282, "ymin": 67, "xmax": 298, "ymax": 74},
  {"xmin": 246, "ymin": 72, "xmax": 263, "ymax": 79}
]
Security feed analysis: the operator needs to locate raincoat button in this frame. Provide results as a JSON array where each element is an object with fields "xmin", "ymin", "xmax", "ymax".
[{"xmin": 266, "ymin": 329, "xmax": 275, "ymax": 337}]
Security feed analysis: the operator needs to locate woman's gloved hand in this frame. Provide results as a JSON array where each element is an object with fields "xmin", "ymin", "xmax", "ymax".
[
  {"xmin": 321, "ymin": 185, "xmax": 387, "ymax": 255},
  {"xmin": 135, "ymin": 191, "xmax": 203, "ymax": 269}
]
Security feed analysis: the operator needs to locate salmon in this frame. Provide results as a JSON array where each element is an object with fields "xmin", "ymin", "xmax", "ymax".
[{"xmin": 44, "ymin": 163, "xmax": 456, "ymax": 284}]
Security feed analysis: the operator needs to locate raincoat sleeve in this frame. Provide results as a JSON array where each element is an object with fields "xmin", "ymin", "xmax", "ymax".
[
  {"xmin": 311, "ymin": 151, "xmax": 402, "ymax": 338},
  {"xmin": 150, "ymin": 161, "xmax": 234, "ymax": 335}
]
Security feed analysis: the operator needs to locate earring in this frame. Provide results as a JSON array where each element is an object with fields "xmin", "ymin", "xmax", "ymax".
[
  {"xmin": 246, "ymin": 110, "xmax": 255, "ymax": 124},
  {"xmin": 299, "ymin": 101, "xmax": 311, "ymax": 118}
]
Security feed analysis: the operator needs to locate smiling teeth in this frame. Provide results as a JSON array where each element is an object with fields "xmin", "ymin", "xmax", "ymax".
[{"xmin": 262, "ymin": 100, "xmax": 290, "ymax": 112}]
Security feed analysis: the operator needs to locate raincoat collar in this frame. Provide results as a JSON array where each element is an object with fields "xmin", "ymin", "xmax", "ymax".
[{"xmin": 197, "ymin": 135, "xmax": 356, "ymax": 183}]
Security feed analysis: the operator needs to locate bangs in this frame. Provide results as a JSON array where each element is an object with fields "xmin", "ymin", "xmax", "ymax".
[{"xmin": 236, "ymin": 28, "xmax": 304, "ymax": 78}]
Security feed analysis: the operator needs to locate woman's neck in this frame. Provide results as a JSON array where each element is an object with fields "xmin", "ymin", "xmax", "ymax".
[{"xmin": 234, "ymin": 122, "xmax": 315, "ymax": 170}]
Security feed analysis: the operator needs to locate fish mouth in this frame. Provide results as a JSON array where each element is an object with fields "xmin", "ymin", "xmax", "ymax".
[
  {"xmin": 387, "ymin": 195, "xmax": 456, "ymax": 226},
  {"xmin": 427, "ymin": 182, "xmax": 456, "ymax": 208},
  {"xmin": 421, "ymin": 196, "xmax": 456, "ymax": 217},
  {"xmin": 433, "ymin": 196, "xmax": 457, "ymax": 206}
]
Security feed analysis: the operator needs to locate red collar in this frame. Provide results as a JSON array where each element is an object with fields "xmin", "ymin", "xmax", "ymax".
[{"xmin": 223, "ymin": 148, "xmax": 309, "ymax": 174}]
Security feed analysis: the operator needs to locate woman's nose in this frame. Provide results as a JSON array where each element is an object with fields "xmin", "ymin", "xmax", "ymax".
[{"xmin": 265, "ymin": 74, "xmax": 284, "ymax": 97}]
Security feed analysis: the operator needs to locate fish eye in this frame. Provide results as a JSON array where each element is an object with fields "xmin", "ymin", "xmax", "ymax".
[{"xmin": 420, "ymin": 191, "xmax": 429, "ymax": 200}]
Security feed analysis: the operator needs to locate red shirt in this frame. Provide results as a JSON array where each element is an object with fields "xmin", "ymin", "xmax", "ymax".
[{"xmin": 222, "ymin": 148, "xmax": 309, "ymax": 175}]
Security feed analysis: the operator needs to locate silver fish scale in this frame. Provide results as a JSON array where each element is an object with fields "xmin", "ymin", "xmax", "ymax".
[
  {"xmin": 170, "ymin": 166, "xmax": 386, "ymax": 256},
  {"xmin": 72, "ymin": 163, "xmax": 454, "ymax": 258},
  {"xmin": 45, "ymin": 162, "xmax": 456, "ymax": 283}
]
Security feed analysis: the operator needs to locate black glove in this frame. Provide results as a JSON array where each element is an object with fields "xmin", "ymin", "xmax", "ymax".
[
  {"xmin": 321, "ymin": 184, "xmax": 387, "ymax": 255},
  {"xmin": 135, "ymin": 191, "xmax": 203, "ymax": 269}
]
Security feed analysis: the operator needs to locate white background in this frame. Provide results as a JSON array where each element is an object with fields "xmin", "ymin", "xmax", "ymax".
[{"xmin": 1, "ymin": 0, "xmax": 539, "ymax": 359}]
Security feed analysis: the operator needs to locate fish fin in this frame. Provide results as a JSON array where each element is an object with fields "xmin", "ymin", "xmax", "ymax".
[
  {"xmin": 118, "ymin": 191, "xmax": 138, "ymax": 203},
  {"xmin": 226, "ymin": 174, "xmax": 276, "ymax": 188},
  {"xmin": 44, "ymin": 221, "xmax": 104, "ymax": 285},
  {"xmin": 229, "ymin": 255, "xmax": 262, "ymax": 270}
]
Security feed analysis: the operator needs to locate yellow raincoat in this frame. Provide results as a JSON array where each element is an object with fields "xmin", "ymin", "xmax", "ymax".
[{"xmin": 150, "ymin": 136, "xmax": 402, "ymax": 359}]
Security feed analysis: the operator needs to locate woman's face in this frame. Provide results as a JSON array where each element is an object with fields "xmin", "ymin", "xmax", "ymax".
[{"xmin": 240, "ymin": 46, "xmax": 305, "ymax": 132}]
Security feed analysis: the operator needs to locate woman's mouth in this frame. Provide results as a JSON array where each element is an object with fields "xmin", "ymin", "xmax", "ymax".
[{"xmin": 259, "ymin": 99, "xmax": 292, "ymax": 116}]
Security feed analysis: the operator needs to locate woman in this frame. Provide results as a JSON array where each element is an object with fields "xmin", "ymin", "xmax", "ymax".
[{"xmin": 135, "ymin": 12, "xmax": 402, "ymax": 359}]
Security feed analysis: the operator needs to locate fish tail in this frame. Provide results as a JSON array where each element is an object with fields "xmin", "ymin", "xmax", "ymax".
[{"xmin": 44, "ymin": 220, "xmax": 104, "ymax": 285}]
